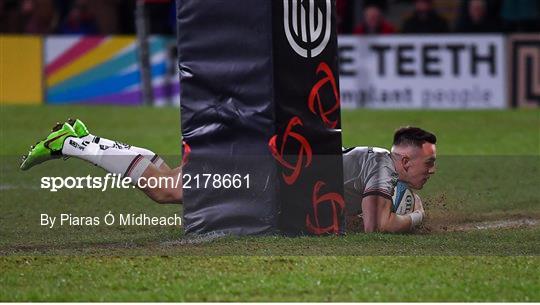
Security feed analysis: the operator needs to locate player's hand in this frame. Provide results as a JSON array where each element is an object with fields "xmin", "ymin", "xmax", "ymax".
[
  {"xmin": 406, "ymin": 193, "xmax": 425, "ymax": 230},
  {"xmin": 413, "ymin": 193, "xmax": 425, "ymax": 217}
]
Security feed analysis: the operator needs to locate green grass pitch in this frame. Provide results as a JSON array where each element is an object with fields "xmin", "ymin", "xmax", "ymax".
[{"xmin": 0, "ymin": 105, "xmax": 539, "ymax": 301}]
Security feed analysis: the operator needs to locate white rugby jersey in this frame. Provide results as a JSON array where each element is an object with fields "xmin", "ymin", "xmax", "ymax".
[{"xmin": 342, "ymin": 146, "xmax": 399, "ymax": 215}]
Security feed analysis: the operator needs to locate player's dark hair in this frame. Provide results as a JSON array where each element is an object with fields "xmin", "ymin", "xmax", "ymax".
[{"xmin": 393, "ymin": 127, "xmax": 436, "ymax": 147}]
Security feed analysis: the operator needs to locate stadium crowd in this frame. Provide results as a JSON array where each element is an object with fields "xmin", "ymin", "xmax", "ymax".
[
  {"xmin": 0, "ymin": 0, "xmax": 176, "ymax": 34},
  {"xmin": 0, "ymin": 0, "xmax": 538, "ymax": 35},
  {"xmin": 337, "ymin": 0, "xmax": 539, "ymax": 34}
]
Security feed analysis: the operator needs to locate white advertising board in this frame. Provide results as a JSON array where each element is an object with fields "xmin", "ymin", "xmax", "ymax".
[{"xmin": 338, "ymin": 35, "xmax": 507, "ymax": 109}]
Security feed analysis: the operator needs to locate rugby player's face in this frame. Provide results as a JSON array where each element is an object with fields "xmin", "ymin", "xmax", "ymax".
[{"xmin": 406, "ymin": 143, "xmax": 436, "ymax": 190}]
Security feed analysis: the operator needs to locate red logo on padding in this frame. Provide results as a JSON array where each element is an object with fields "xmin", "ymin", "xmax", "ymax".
[
  {"xmin": 269, "ymin": 116, "xmax": 312, "ymax": 185},
  {"xmin": 306, "ymin": 181, "xmax": 345, "ymax": 234},
  {"xmin": 308, "ymin": 62, "xmax": 340, "ymax": 129},
  {"xmin": 182, "ymin": 140, "xmax": 191, "ymax": 166}
]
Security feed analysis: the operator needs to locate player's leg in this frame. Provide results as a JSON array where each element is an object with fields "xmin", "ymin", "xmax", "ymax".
[
  {"xmin": 20, "ymin": 122, "xmax": 182, "ymax": 204},
  {"xmin": 139, "ymin": 165, "xmax": 183, "ymax": 204},
  {"xmin": 60, "ymin": 127, "xmax": 183, "ymax": 204},
  {"xmin": 64, "ymin": 118, "xmax": 172, "ymax": 171}
]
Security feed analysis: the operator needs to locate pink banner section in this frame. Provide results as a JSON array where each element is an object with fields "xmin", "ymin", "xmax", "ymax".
[{"xmin": 45, "ymin": 37, "xmax": 106, "ymax": 77}]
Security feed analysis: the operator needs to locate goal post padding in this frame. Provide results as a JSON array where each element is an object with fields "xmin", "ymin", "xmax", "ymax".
[{"xmin": 177, "ymin": 0, "xmax": 344, "ymax": 236}]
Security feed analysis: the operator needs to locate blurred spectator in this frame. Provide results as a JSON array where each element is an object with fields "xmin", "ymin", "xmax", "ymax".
[
  {"xmin": 401, "ymin": 0, "xmax": 449, "ymax": 33},
  {"xmin": 500, "ymin": 0, "xmax": 540, "ymax": 32},
  {"xmin": 455, "ymin": 0, "xmax": 501, "ymax": 33},
  {"xmin": 336, "ymin": 0, "xmax": 389, "ymax": 34},
  {"xmin": 353, "ymin": 5, "xmax": 396, "ymax": 35},
  {"xmin": 168, "ymin": 0, "xmax": 177, "ymax": 34},
  {"xmin": 118, "ymin": 0, "xmax": 136, "ymax": 34},
  {"xmin": 54, "ymin": 0, "xmax": 72, "ymax": 21},
  {"xmin": 146, "ymin": 1, "xmax": 175, "ymax": 35},
  {"xmin": 57, "ymin": 0, "xmax": 98, "ymax": 34},
  {"xmin": 22, "ymin": 0, "xmax": 59, "ymax": 34},
  {"xmin": 336, "ymin": 0, "xmax": 354, "ymax": 34},
  {"xmin": 0, "ymin": 0, "xmax": 24, "ymax": 33},
  {"xmin": 87, "ymin": 0, "xmax": 122, "ymax": 34},
  {"xmin": 367, "ymin": 0, "xmax": 388, "ymax": 12}
]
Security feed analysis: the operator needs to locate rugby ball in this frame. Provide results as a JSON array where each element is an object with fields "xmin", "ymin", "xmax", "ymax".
[{"xmin": 392, "ymin": 181, "xmax": 415, "ymax": 215}]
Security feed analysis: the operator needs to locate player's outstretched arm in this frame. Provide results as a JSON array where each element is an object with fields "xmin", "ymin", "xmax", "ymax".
[{"xmin": 361, "ymin": 195, "xmax": 423, "ymax": 233}]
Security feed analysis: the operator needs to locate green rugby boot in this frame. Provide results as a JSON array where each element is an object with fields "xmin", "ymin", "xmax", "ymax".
[
  {"xmin": 51, "ymin": 118, "xmax": 89, "ymax": 138},
  {"xmin": 68, "ymin": 118, "xmax": 89, "ymax": 138},
  {"xmin": 20, "ymin": 123, "xmax": 77, "ymax": 171}
]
